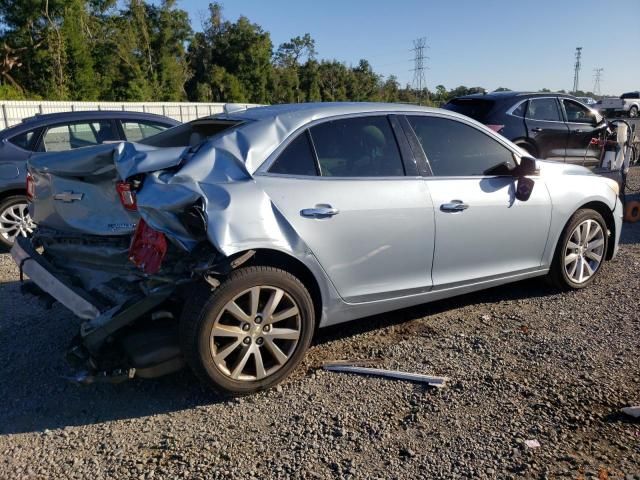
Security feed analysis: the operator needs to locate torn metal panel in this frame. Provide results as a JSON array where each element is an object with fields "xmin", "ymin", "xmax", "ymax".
[{"xmin": 323, "ymin": 364, "xmax": 448, "ymax": 388}]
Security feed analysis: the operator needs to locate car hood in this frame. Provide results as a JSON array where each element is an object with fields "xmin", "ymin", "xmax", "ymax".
[{"xmin": 536, "ymin": 160, "xmax": 593, "ymax": 177}]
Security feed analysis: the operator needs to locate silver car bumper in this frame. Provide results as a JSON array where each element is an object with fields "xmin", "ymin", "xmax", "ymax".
[{"xmin": 11, "ymin": 237, "xmax": 101, "ymax": 320}]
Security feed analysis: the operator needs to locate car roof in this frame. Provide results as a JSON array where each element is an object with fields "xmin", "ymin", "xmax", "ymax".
[
  {"xmin": 0, "ymin": 110, "xmax": 180, "ymax": 138},
  {"xmin": 450, "ymin": 91, "xmax": 578, "ymax": 101},
  {"xmin": 214, "ymin": 101, "xmax": 454, "ymax": 124}
]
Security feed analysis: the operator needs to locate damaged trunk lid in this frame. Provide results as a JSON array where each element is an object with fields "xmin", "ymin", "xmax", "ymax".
[{"xmin": 28, "ymin": 142, "xmax": 187, "ymax": 236}]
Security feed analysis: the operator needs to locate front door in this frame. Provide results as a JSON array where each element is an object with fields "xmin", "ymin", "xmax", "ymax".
[
  {"xmin": 523, "ymin": 97, "xmax": 569, "ymax": 161},
  {"xmin": 257, "ymin": 115, "xmax": 435, "ymax": 303},
  {"xmin": 404, "ymin": 114, "xmax": 552, "ymax": 287}
]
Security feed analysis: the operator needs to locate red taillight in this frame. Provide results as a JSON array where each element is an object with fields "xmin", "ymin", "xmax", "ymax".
[
  {"xmin": 487, "ymin": 124, "xmax": 505, "ymax": 134},
  {"xmin": 116, "ymin": 181, "xmax": 137, "ymax": 211},
  {"xmin": 129, "ymin": 219, "xmax": 167, "ymax": 274},
  {"xmin": 26, "ymin": 172, "xmax": 35, "ymax": 200}
]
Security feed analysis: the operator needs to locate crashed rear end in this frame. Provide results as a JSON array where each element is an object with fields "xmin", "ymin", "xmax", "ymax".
[{"xmin": 13, "ymin": 138, "xmax": 265, "ymax": 382}]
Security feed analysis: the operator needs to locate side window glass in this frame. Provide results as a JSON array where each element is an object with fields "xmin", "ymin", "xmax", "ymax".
[
  {"xmin": 269, "ymin": 131, "xmax": 318, "ymax": 176},
  {"xmin": 9, "ymin": 130, "xmax": 36, "ymax": 150},
  {"xmin": 511, "ymin": 101, "xmax": 527, "ymax": 118},
  {"xmin": 526, "ymin": 98, "xmax": 561, "ymax": 122},
  {"xmin": 407, "ymin": 116, "xmax": 516, "ymax": 176},
  {"xmin": 122, "ymin": 121, "xmax": 170, "ymax": 142},
  {"xmin": 563, "ymin": 99, "xmax": 594, "ymax": 124},
  {"xmin": 310, "ymin": 116, "xmax": 405, "ymax": 177},
  {"xmin": 42, "ymin": 121, "xmax": 115, "ymax": 152}
]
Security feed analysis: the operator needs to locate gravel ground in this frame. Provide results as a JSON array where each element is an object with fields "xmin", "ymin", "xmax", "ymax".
[{"xmin": 1, "ymin": 178, "xmax": 639, "ymax": 479}]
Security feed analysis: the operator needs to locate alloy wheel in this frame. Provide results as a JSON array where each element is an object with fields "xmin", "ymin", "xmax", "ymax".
[
  {"xmin": 210, "ymin": 285, "xmax": 302, "ymax": 381},
  {"xmin": 564, "ymin": 219, "xmax": 605, "ymax": 284},
  {"xmin": 0, "ymin": 202, "xmax": 34, "ymax": 244}
]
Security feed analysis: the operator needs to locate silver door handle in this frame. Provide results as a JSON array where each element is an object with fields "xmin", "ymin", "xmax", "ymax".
[
  {"xmin": 300, "ymin": 205, "xmax": 340, "ymax": 218},
  {"xmin": 531, "ymin": 127, "xmax": 543, "ymax": 132},
  {"xmin": 440, "ymin": 200, "xmax": 469, "ymax": 212}
]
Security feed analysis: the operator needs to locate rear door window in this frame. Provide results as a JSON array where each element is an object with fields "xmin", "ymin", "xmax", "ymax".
[
  {"xmin": 407, "ymin": 115, "xmax": 516, "ymax": 176},
  {"xmin": 41, "ymin": 121, "xmax": 117, "ymax": 151},
  {"xmin": 526, "ymin": 98, "xmax": 562, "ymax": 122},
  {"xmin": 122, "ymin": 121, "xmax": 170, "ymax": 142},
  {"xmin": 269, "ymin": 132, "xmax": 318, "ymax": 176},
  {"xmin": 309, "ymin": 116, "xmax": 405, "ymax": 177}
]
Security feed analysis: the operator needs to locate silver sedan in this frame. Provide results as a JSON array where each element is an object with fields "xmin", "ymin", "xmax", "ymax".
[{"xmin": 16, "ymin": 103, "xmax": 623, "ymax": 394}]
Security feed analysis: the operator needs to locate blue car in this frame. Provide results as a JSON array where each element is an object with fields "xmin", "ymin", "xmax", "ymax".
[{"xmin": 0, "ymin": 110, "xmax": 179, "ymax": 247}]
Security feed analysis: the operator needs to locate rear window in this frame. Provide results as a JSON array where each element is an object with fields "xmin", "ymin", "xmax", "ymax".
[
  {"xmin": 9, "ymin": 130, "xmax": 36, "ymax": 150},
  {"xmin": 140, "ymin": 120, "xmax": 240, "ymax": 147},
  {"xmin": 621, "ymin": 92, "xmax": 639, "ymax": 99},
  {"xmin": 442, "ymin": 99, "xmax": 495, "ymax": 122}
]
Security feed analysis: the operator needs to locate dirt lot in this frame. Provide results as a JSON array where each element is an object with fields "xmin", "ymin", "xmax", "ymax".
[{"xmin": 0, "ymin": 187, "xmax": 639, "ymax": 479}]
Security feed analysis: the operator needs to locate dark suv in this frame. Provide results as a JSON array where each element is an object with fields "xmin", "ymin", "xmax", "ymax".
[
  {"xmin": 442, "ymin": 92, "xmax": 607, "ymax": 166},
  {"xmin": 0, "ymin": 110, "xmax": 179, "ymax": 247}
]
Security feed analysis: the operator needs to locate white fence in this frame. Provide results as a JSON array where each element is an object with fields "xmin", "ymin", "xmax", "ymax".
[{"xmin": 0, "ymin": 101, "xmax": 259, "ymax": 130}]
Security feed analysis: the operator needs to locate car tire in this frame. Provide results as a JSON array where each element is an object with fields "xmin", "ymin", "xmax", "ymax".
[
  {"xmin": 0, "ymin": 195, "xmax": 34, "ymax": 249},
  {"xmin": 629, "ymin": 106, "xmax": 638, "ymax": 118},
  {"xmin": 180, "ymin": 266, "xmax": 315, "ymax": 395},
  {"xmin": 548, "ymin": 208, "xmax": 608, "ymax": 290}
]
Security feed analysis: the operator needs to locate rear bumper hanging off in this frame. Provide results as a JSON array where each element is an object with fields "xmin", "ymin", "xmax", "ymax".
[{"xmin": 11, "ymin": 236, "xmax": 101, "ymax": 320}]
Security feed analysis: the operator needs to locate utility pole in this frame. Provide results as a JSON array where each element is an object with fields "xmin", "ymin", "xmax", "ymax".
[
  {"xmin": 572, "ymin": 47, "xmax": 582, "ymax": 93},
  {"xmin": 593, "ymin": 68, "xmax": 603, "ymax": 96},
  {"xmin": 411, "ymin": 37, "xmax": 428, "ymax": 105}
]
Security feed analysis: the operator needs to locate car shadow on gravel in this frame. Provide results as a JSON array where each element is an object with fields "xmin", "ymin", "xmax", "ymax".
[{"xmin": 314, "ymin": 277, "xmax": 557, "ymax": 347}]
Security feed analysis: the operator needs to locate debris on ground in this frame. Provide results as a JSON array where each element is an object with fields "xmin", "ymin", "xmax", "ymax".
[
  {"xmin": 322, "ymin": 364, "xmax": 448, "ymax": 388},
  {"xmin": 524, "ymin": 439, "xmax": 541, "ymax": 449},
  {"xmin": 621, "ymin": 406, "xmax": 640, "ymax": 418}
]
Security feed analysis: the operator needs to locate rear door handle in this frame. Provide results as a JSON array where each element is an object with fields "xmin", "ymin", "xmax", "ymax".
[
  {"xmin": 301, "ymin": 204, "xmax": 340, "ymax": 218},
  {"xmin": 530, "ymin": 127, "xmax": 543, "ymax": 132},
  {"xmin": 440, "ymin": 200, "xmax": 469, "ymax": 213}
]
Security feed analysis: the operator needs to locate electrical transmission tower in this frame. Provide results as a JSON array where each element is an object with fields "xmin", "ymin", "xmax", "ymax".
[
  {"xmin": 593, "ymin": 68, "xmax": 603, "ymax": 96},
  {"xmin": 572, "ymin": 47, "xmax": 582, "ymax": 93},
  {"xmin": 411, "ymin": 37, "xmax": 429, "ymax": 105}
]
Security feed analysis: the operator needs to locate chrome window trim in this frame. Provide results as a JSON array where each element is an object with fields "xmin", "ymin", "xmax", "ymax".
[{"xmin": 256, "ymin": 109, "xmax": 526, "ymax": 179}]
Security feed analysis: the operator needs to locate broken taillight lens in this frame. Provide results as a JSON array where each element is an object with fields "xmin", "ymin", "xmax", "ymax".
[
  {"xmin": 26, "ymin": 172, "xmax": 35, "ymax": 200},
  {"xmin": 129, "ymin": 219, "xmax": 167, "ymax": 275},
  {"xmin": 116, "ymin": 181, "xmax": 137, "ymax": 211}
]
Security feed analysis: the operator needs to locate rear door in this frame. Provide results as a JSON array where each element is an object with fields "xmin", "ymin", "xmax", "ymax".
[
  {"xmin": 404, "ymin": 114, "xmax": 552, "ymax": 287},
  {"xmin": 257, "ymin": 115, "xmax": 435, "ymax": 303},
  {"xmin": 524, "ymin": 97, "xmax": 569, "ymax": 160},
  {"xmin": 560, "ymin": 98, "xmax": 604, "ymax": 166}
]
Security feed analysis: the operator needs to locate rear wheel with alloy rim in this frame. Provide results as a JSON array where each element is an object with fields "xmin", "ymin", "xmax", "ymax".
[
  {"xmin": 0, "ymin": 195, "xmax": 35, "ymax": 248},
  {"xmin": 180, "ymin": 266, "xmax": 315, "ymax": 394},
  {"xmin": 549, "ymin": 208, "xmax": 608, "ymax": 289}
]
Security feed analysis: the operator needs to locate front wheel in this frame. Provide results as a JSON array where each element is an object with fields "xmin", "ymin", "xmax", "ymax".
[
  {"xmin": 0, "ymin": 195, "xmax": 35, "ymax": 249},
  {"xmin": 548, "ymin": 209, "xmax": 608, "ymax": 290},
  {"xmin": 180, "ymin": 266, "xmax": 315, "ymax": 394},
  {"xmin": 629, "ymin": 106, "xmax": 638, "ymax": 118}
]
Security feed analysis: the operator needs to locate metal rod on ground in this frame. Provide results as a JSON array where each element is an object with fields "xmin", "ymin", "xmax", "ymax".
[{"xmin": 323, "ymin": 364, "xmax": 448, "ymax": 388}]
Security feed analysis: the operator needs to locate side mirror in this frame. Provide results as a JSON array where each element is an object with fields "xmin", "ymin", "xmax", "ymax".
[{"xmin": 514, "ymin": 156, "xmax": 538, "ymax": 202}]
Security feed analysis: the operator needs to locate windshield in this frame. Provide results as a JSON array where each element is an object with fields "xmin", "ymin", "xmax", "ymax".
[{"xmin": 442, "ymin": 98, "xmax": 496, "ymax": 122}]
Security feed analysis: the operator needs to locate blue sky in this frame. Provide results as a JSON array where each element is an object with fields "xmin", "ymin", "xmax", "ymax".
[{"xmin": 178, "ymin": 0, "xmax": 640, "ymax": 95}]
